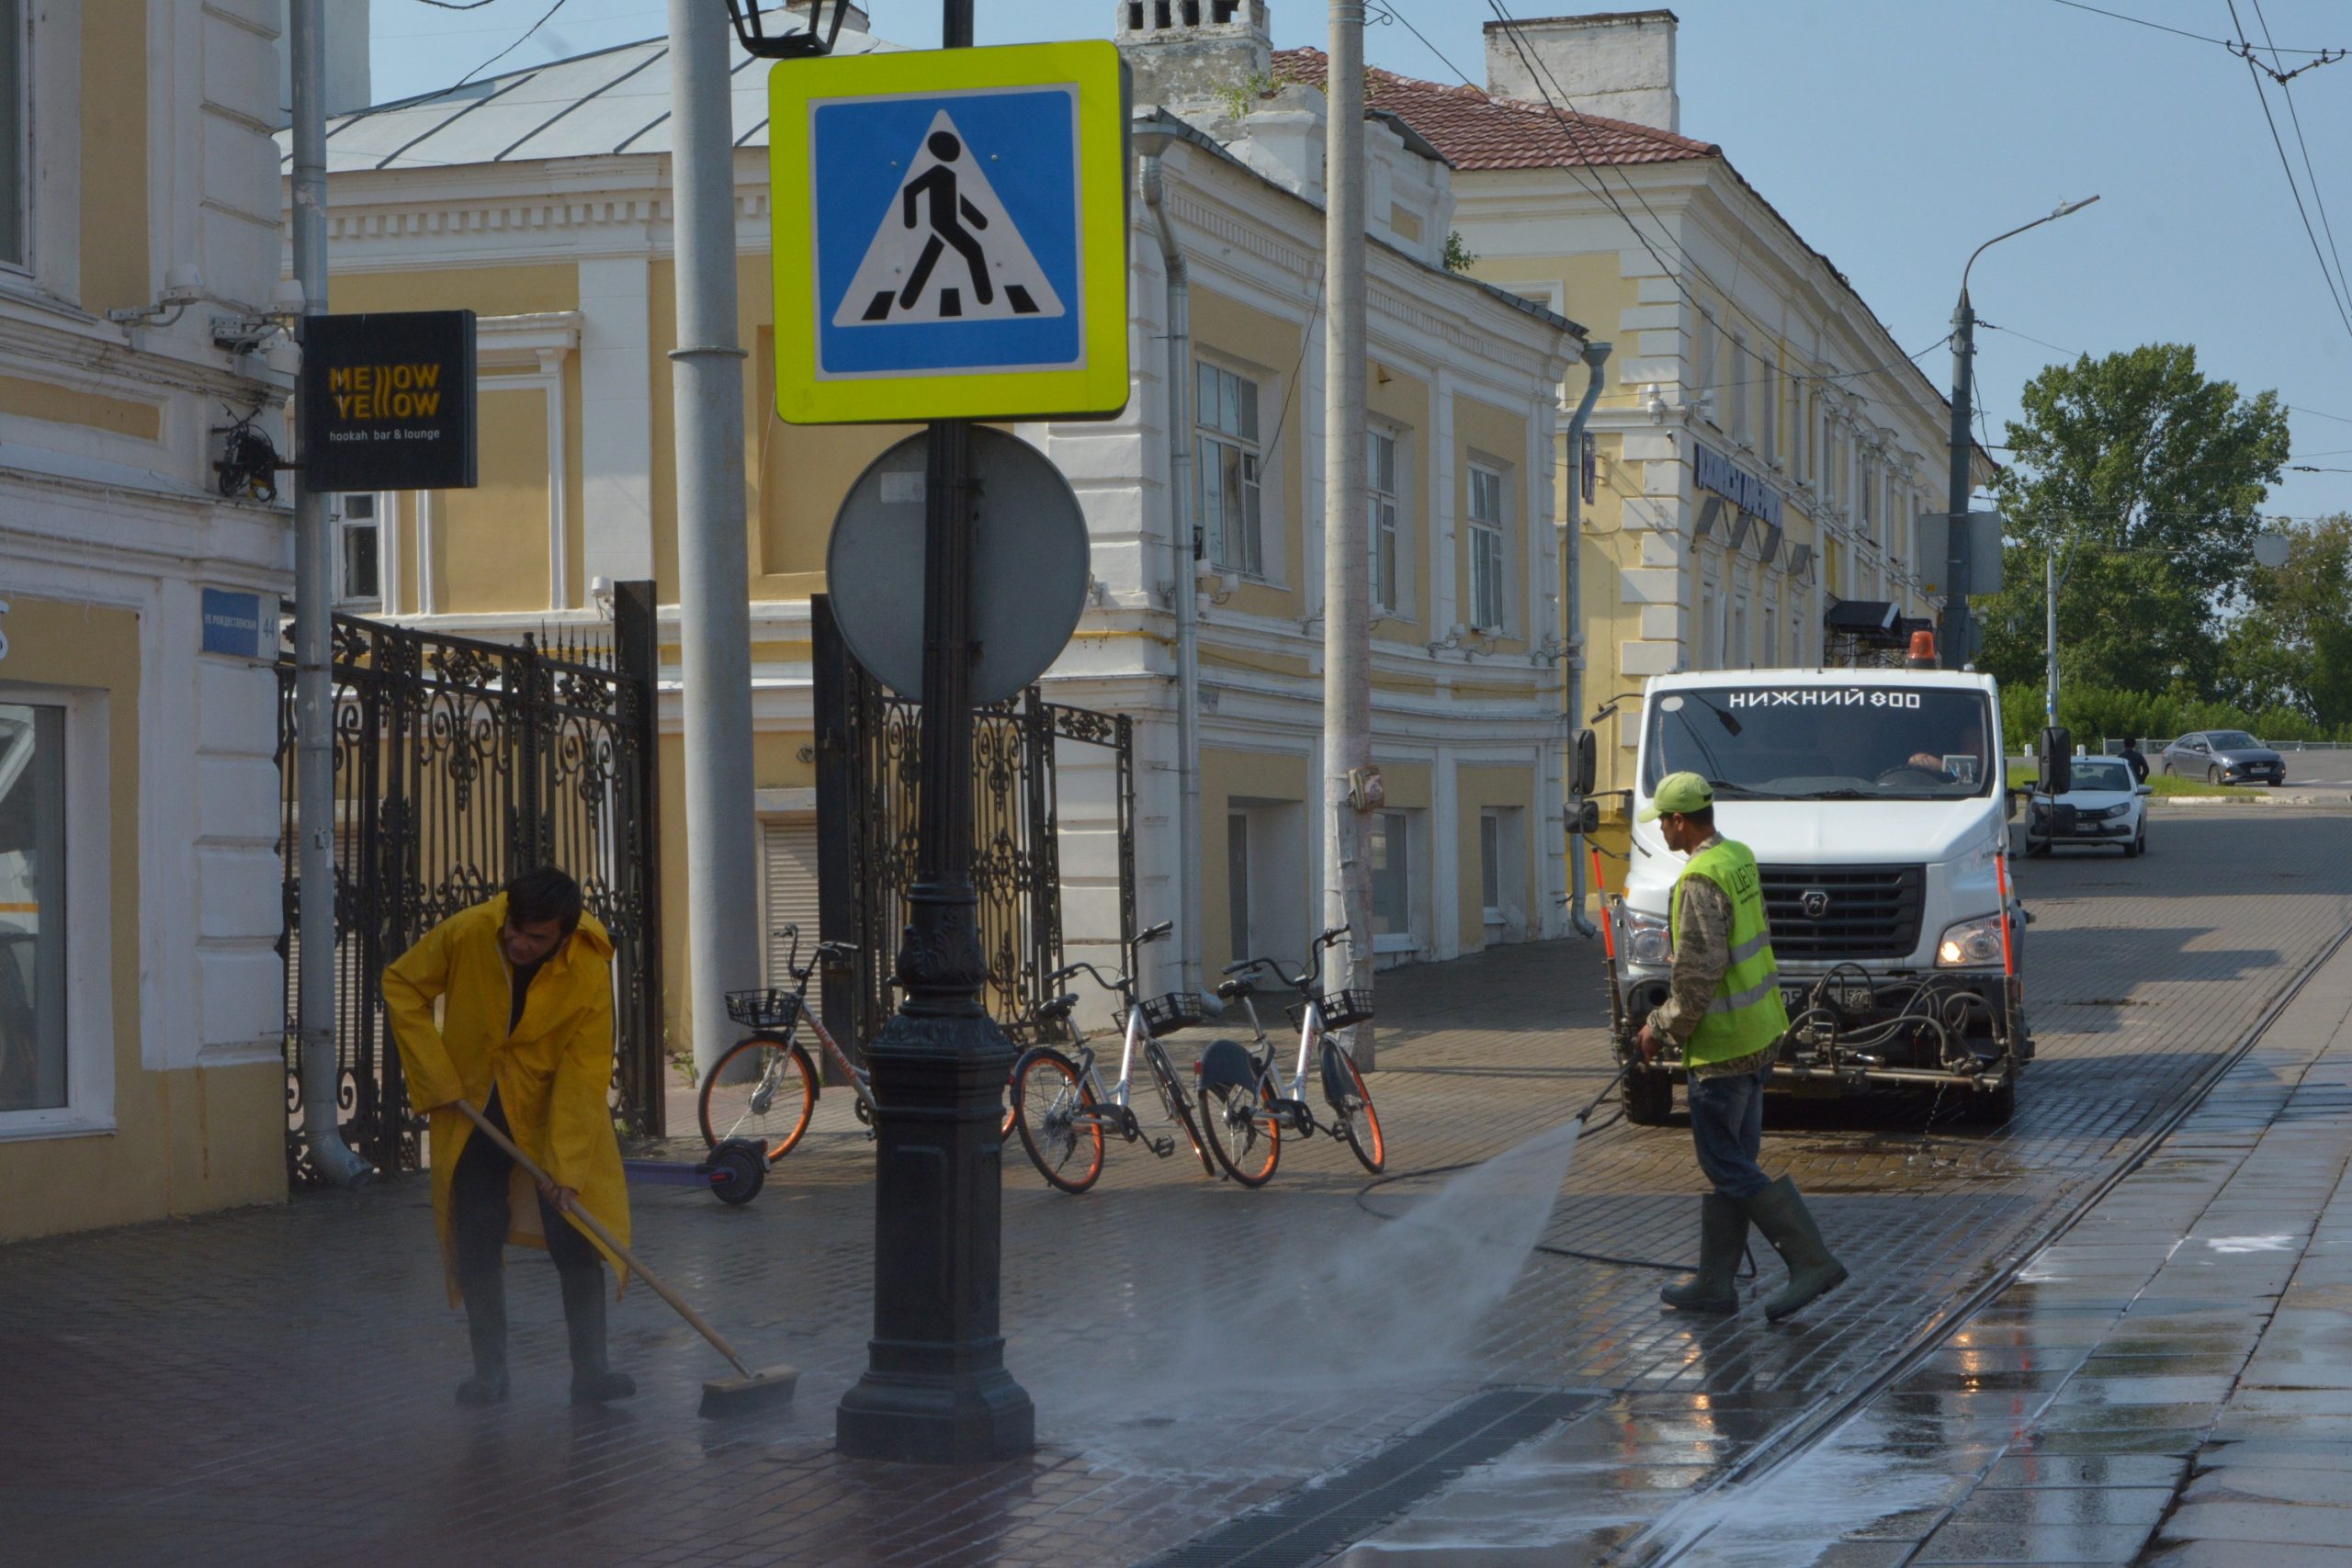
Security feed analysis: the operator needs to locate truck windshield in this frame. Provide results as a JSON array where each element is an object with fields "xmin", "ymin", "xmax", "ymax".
[{"xmin": 1643, "ymin": 684, "xmax": 1996, "ymax": 801}]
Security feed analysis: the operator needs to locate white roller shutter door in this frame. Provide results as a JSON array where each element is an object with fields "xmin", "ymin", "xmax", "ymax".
[{"xmin": 759, "ymin": 818, "xmax": 823, "ymax": 1022}]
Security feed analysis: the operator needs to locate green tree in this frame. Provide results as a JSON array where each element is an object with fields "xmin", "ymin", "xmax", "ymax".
[
  {"xmin": 2221, "ymin": 513, "xmax": 2352, "ymax": 728},
  {"xmin": 1973, "ymin": 344, "xmax": 2290, "ymax": 699}
]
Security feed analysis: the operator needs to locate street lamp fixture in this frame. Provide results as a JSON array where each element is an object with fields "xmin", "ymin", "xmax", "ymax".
[
  {"xmin": 1938, "ymin": 195, "xmax": 2100, "ymax": 669},
  {"xmin": 722, "ymin": 0, "xmax": 852, "ymax": 59}
]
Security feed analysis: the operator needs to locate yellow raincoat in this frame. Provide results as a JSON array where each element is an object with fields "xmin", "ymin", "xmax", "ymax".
[{"xmin": 383, "ymin": 893, "xmax": 631, "ymax": 1303}]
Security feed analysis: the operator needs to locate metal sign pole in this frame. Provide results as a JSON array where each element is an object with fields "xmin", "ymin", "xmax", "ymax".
[{"xmin": 835, "ymin": 0, "xmax": 1036, "ymax": 1464}]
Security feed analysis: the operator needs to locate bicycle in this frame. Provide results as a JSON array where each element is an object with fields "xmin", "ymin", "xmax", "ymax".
[
  {"xmin": 702, "ymin": 927, "xmax": 879, "ymax": 1161},
  {"xmin": 1006, "ymin": 920, "xmax": 1216, "ymax": 1193},
  {"xmin": 1194, "ymin": 926, "xmax": 1385, "ymax": 1186}
]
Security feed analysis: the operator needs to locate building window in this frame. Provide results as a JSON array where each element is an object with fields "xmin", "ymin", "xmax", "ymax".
[
  {"xmin": 1370, "ymin": 809, "xmax": 1411, "ymax": 938},
  {"xmin": 1197, "ymin": 360, "xmax": 1262, "ymax": 577},
  {"xmin": 1728, "ymin": 333, "xmax": 1748, "ymax": 444},
  {"xmin": 1860, "ymin": 454, "xmax": 1876, "ymax": 541},
  {"xmin": 0, "ymin": 703, "xmax": 64, "ymax": 1113},
  {"xmin": 1759, "ymin": 355, "xmax": 1779, "ymax": 465},
  {"xmin": 1732, "ymin": 590, "xmax": 1750, "ymax": 670},
  {"xmin": 1695, "ymin": 313, "xmax": 1719, "ymax": 425},
  {"xmin": 1368, "ymin": 428, "xmax": 1400, "ymax": 615},
  {"xmin": 1466, "ymin": 462, "xmax": 1508, "ymax": 633},
  {"xmin": 0, "ymin": 0, "xmax": 23, "ymax": 268},
  {"xmin": 336, "ymin": 494, "xmax": 381, "ymax": 608}
]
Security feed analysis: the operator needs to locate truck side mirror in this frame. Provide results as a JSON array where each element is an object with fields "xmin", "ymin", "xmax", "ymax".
[
  {"xmin": 2040, "ymin": 727, "xmax": 2072, "ymax": 796},
  {"xmin": 1570, "ymin": 728, "xmax": 1598, "ymax": 797}
]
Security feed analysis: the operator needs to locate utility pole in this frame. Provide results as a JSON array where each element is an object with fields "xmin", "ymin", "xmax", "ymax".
[
  {"xmin": 1562, "ymin": 340, "xmax": 1611, "ymax": 939},
  {"xmin": 2045, "ymin": 545, "xmax": 2059, "ymax": 728},
  {"xmin": 1938, "ymin": 288, "xmax": 1976, "ymax": 671},
  {"xmin": 836, "ymin": 0, "xmax": 1035, "ymax": 1463},
  {"xmin": 668, "ymin": 0, "xmax": 762, "ymax": 1084},
  {"xmin": 290, "ymin": 0, "xmax": 370, "ymax": 1189},
  {"xmin": 1322, "ymin": 0, "xmax": 1374, "ymax": 1066}
]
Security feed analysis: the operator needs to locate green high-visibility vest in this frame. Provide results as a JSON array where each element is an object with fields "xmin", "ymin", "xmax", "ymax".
[{"xmin": 1669, "ymin": 837, "xmax": 1791, "ymax": 1066}]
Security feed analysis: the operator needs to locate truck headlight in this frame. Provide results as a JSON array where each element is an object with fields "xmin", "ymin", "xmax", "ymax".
[
  {"xmin": 1621, "ymin": 908, "xmax": 1672, "ymax": 966},
  {"xmin": 1936, "ymin": 915, "xmax": 2005, "ymax": 968}
]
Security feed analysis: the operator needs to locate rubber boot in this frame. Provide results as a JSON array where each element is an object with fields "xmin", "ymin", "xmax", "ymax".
[
  {"xmin": 1659, "ymin": 1192, "xmax": 1747, "ymax": 1314},
  {"xmin": 560, "ymin": 1265, "xmax": 637, "ymax": 1405},
  {"xmin": 455, "ymin": 1269, "xmax": 511, "ymax": 1406},
  {"xmin": 1738, "ymin": 1177, "xmax": 1849, "ymax": 1322}
]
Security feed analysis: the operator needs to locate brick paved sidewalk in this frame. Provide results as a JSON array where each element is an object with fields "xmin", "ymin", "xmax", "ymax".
[
  {"xmin": 0, "ymin": 812, "xmax": 2346, "ymax": 1568},
  {"xmin": 1612, "ymin": 923, "xmax": 2352, "ymax": 1568}
]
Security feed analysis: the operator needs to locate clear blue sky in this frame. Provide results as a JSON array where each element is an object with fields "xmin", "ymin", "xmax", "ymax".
[{"xmin": 371, "ymin": 0, "xmax": 2352, "ymax": 525}]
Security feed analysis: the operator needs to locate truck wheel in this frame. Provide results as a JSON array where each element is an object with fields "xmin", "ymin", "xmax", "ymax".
[
  {"xmin": 1958, "ymin": 1078, "xmax": 2016, "ymax": 1126},
  {"xmin": 1623, "ymin": 1068, "xmax": 1673, "ymax": 1126}
]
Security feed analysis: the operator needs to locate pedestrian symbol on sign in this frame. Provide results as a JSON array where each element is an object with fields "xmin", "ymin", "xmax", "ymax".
[{"xmin": 834, "ymin": 111, "xmax": 1066, "ymax": 328}]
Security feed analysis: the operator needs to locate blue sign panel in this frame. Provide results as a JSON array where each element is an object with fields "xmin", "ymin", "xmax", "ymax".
[
  {"xmin": 810, "ymin": 85, "xmax": 1082, "ymax": 380},
  {"xmin": 200, "ymin": 588, "xmax": 268, "ymax": 660}
]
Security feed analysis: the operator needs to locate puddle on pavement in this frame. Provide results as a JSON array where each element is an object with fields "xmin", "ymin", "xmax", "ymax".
[{"xmin": 1026, "ymin": 1120, "xmax": 1586, "ymax": 1480}]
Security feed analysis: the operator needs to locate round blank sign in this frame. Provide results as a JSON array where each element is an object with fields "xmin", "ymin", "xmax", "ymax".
[
  {"xmin": 2253, "ymin": 531, "xmax": 2291, "ymax": 569},
  {"xmin": 826, "ymin": 426, "xmax": 1091, "ymax": 705}
]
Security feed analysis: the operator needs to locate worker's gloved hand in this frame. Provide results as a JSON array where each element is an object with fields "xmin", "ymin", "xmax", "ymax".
[{"xmin": 1634, "ymin": 1023, "xmax": 1664, "ymax": 1061}]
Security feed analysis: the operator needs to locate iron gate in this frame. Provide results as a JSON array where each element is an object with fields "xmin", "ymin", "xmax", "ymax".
[
  {"xmin": 277, "ymin": 581, "xmax": 665, "ymax": 1182},
  {"xmin": 811, "ymin": 595, "xmax": 1136, "ymax": 1057}
]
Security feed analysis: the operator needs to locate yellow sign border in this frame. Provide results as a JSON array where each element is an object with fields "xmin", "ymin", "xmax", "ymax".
[{"xmin": 770, "ymin": 41, "xmax": 1130, "ymax": 426}]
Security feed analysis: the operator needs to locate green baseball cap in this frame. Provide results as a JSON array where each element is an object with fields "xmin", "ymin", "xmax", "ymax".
[{"xmin": 1639, "ymin": 771, "xmax": 1714, "ymax": 822}]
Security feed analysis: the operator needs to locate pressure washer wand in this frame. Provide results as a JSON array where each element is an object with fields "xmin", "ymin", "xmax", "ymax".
[
  {"xmin": 1576, "ymin": 1061, "xmax": 1631, "ymax": 1124},
  {"xmin": 1591, "ymin": 846, "xmax": 1627, "ymax": 1043}
]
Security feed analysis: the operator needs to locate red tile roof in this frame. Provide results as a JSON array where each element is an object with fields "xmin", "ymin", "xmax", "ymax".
[{"xmin": 1272, "ymin": 47, "xmax": 1717, "ymax": 172}]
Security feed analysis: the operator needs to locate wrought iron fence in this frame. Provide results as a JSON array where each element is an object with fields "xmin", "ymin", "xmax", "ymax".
[
  {"xmin": 277, "ymin": 583, "xmax": 664, "ymax": 1183},
  {"xmin": 811, "ymin": 595, "xmax": 1136, "ymax": 1058}
]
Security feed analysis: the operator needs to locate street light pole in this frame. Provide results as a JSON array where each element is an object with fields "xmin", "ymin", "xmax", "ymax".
[
  {"xmin": 1938, "ymin": 197, "xmax": 2098, "ymax": 671},
  {"xmin": 836, "ymin": 0, "xmax": 1035, "ymax": 1464},
  {"xmin": 2046, "ymin": 545, "xmax": 2059, "ymax": 728}
]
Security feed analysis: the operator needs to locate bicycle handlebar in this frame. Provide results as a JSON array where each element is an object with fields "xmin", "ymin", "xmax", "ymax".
[{"xmin": 1224, "ymin": 926, "xmax": 1353, "ymax": 995}]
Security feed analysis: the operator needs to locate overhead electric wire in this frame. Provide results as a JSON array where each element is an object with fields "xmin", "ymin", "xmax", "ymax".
[
  {"xmin": 2226, "ymin": 1, "xmax": 2352, "ymax": 348},
  {"xmin": 2249, "ymin": 0, "xmax": 2352, "ymax": 334},
  {"xmin": 2043, "ymin": 0, "xmax": 2339, "ymax": 56}
]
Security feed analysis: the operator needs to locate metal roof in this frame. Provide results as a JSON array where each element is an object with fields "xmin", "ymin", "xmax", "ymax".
[{"xmin": 282, "ymin": 28, "xmax": 900, "ymax": 175}]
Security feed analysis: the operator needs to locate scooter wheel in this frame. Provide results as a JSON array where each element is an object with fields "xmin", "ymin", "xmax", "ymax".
[{"xmin": 706, "ymin": 1139, "xmax": 766, "ymax": 1206}]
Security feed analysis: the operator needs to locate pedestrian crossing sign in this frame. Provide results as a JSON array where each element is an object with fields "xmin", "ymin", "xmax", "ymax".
[{"xmin": 769, "ymin": 41, "xmax": 1130, "ymax": 425}]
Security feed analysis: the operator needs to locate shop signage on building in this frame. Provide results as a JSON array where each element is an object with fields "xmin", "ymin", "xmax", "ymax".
[
  {"xmin": 299, "ymin": 310, "xmax": 479, "ymax": 491},
  {"xmin": 1694, "ymin": 441, "xmax": 1781, "ymax": 528}
]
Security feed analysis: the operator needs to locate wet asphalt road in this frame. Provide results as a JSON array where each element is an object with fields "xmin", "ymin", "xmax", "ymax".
[{"xmin": 1, "ymin": 807, "xmax": 2347, "ymax": 1567}]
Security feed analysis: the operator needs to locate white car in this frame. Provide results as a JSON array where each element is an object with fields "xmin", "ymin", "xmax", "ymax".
[{"xmin": 2025, "ymin": 754, "xmax": 2151, "ymax": 857}]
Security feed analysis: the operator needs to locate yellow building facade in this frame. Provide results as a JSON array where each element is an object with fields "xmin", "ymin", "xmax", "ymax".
[
  {"xmin": 298, "ymin": 6, "xmax": 1580, "ymax": 1058},
  {"xmin": 1310, "ymin": 12, "xmax": 1996, "ymax": 854},
  {"xmin": 0, "ymin": 2, "xmax": 295, "ymax": 1238}
]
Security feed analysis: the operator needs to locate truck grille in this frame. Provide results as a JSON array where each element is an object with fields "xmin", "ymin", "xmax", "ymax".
[{"xmin": 1760, "ymin": 863, "xmax": 1926, "ymax": 961}]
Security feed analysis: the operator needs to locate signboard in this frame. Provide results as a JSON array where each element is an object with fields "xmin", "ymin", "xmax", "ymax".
[
  {"xmin": 199, "ymin": 588, "xmax": 272, "ymax": 660},
  {"xmin": 300, "ymin": 310, "xmax": 478, "ymax": 491},
  {"xmin": 1916, "ymin": 512, "xmax": 2005, "ymax": 597},
  {"xmin": 769, "ymin": 41, "xmax": 1130, "ymax": 424},
  {"xmin": 1693, "ymin": 441, "xmax": 1782, "ymax": 528}
]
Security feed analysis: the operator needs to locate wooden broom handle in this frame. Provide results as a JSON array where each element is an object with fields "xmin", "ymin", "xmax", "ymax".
[{"xmin": 452, "ymin": 1100, "xmax": 752, "ymax": 1378}]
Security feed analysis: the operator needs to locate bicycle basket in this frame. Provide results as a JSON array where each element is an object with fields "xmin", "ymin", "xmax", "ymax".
[
  {"xmin": 1288, "ymin": 988, "xmax": 1373, "ymax": 1033},
  {"xmin": 1138, "ymin": 990, "xmax": 1206, "ymax": 1038},
  {"xmin": 724, "ymin": 987, "xmax": 802, "ymax": 1031}
]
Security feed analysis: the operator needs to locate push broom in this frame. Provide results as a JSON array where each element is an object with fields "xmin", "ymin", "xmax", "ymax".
[{"xmin": 454, "ymin": 1100, "xmax": 798, "ymax": 1417}]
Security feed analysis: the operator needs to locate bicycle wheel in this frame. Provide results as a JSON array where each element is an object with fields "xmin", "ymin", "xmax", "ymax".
[
  {"xmin": 1322, "ymin": 1040, "xmax": 1385, "ymax": 1174},
  {"xmin": 1011, "ymin": 1047, "xmax": 1104, "ymax": 1194},
  {"xmin": 1145, "ymin": 1039, "xmax": 1215, "ymax": 1178},
  {"xmin": 698, "ymin": 1035, "xmax": 818, "ymax": 1161},
  {"xmin": 1199, "ymin": 1069, "xmax": 1281, "ymax": 1188}
]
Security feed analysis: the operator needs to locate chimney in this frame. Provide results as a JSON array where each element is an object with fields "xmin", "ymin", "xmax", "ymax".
[
  {"xmin": 1116, "ymin": 0, "xmax": 1273, "ymax": 112},
  {"xmin": 1482, "ymin": 9, "xmax": 1679, "ymax": 134}
]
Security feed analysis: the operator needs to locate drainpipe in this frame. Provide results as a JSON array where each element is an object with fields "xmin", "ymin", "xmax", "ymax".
[
  {"xmin": 1136, "ymin": 126, "xmax": 1203, "ymax": 1001},
  {"xmin": 1563, "ymin": 338, "xmax": 1612, "ymax": 940},
  {"xmin": 290, "ymin": 0, "xmax": 371, "ymax": 1189}
]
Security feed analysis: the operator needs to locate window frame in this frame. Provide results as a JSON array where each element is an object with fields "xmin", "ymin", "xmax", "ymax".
[
  {"xmin": 334, "ymin": 492, "xmax": 386, "ymax": 611},
  {"xmin": 1195, "ymin": 356, "xmax": 1267, "ymax": 581},
  {"xmin": 1368, "ymin": 807, "xmax": 1420, "ymax": 954},
  {"xmin": 1367, "ymin": 425, "xmax": 1403, "ymax": 616},
  {"xmin": 1478, "ymin": 807, "xmax": 1503, "ymax": 927},
  {"xmin": 0, "ymin": 0, "xmax": 24, "ymax": 274},
  {"xmin": 1465, "ymin": 457, "xmax": 1510, "ymax": 635},
  {"xmin": 0, "ymin": 682, "xmax": 114, "ymax": 1143}
]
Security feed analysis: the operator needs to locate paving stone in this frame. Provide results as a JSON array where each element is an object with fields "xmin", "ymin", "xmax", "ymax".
[{"xmin": 2157, "ymin": 1499, "xmax": 2352, "ymax": 1549}]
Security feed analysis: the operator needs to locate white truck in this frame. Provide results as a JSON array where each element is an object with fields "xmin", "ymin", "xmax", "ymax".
[{"xmin": 1601, "ymin": 664, "xmax": 2034, "ymax": 1125}]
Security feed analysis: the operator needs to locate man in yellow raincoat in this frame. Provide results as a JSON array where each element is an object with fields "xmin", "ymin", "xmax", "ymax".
[{"xmin": 383, "ymin": 868, "xmax": 635, "ymax": 1406}]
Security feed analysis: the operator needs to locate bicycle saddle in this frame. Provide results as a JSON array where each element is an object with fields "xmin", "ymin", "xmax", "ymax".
[
  {"xmin": 1035, "ymin": 991, "xmax": 1080, "ymax": 1023},
  {"xmin": 1217, "ymin": 976, "xmax": 1256, "ymax": 1001}
]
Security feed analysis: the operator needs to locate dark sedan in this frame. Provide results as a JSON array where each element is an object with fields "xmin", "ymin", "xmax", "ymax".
[{"xmin": 2160, "ymin": 729, "xmax": 2284, "ymax": 786}]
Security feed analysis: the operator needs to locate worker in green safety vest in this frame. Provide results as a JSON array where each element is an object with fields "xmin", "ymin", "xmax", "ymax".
[{"xmin": 1634, "ymin": 771, "xmax": 1849, "ymax": 1321}]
